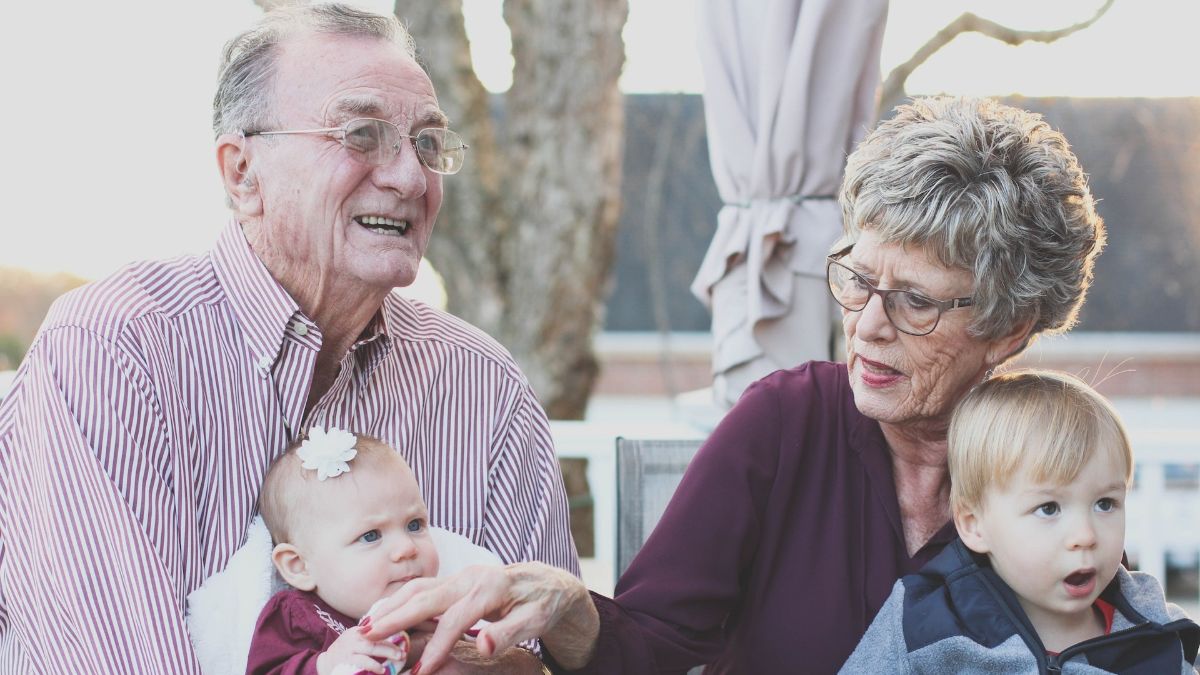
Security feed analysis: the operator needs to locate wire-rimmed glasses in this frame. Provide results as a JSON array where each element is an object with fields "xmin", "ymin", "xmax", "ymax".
[
  {"xmin": 825, "ymin": 244, "xmax": 974, "ymax": 336},
  {"xmin": 243, "ymin": 117, "xmax": 468, "ymax": 175}
]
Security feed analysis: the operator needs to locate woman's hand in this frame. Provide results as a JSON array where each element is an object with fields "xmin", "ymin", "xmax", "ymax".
[
  {"xmin": 315, "ymin": 625, "xmax": 408, "ymax": 675},
  {"xmin": 362, "ymin": 562, "xmax": 600, "ymax": 674}
]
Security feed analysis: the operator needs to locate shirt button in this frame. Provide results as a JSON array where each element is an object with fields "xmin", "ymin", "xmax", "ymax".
[
  {"xmin": 257, "ymin": 355, "xmax": 273, "ymax": 371},
  {"xmin": 292, "ymin": 321, "xmax": 308, "ymax": 337}
]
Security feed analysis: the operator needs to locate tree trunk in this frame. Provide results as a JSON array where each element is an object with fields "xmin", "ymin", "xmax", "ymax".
[{"xmin": 399, "ymin": 0, "xmax": 628, "ymax": 419}]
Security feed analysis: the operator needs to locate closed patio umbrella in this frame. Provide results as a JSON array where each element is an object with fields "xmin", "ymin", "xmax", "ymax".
[{"xmin": 691, "ymin": 0, "xmax": 888, "ymax": 407}]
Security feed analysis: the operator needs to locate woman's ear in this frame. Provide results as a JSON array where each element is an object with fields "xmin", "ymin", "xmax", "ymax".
[
  {"xmin": 985, "ymin": 316, "xmax": 1036, "ymax": 368},
  {"xmin": 216, "ymin": 133, "xmax": 263, "ymax": 217},
  {"xmin": 954, "ymin": 504, "xmax": 991, "ymax": 554},
  {"xmin": 271, "ymin": 543, "xmax": 315, "ymax": 591}
]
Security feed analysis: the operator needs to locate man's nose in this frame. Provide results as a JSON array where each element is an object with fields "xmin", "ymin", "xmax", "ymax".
[{"xmin": 372, "ymin": 139, "xmax": 428, "ymax": 198}]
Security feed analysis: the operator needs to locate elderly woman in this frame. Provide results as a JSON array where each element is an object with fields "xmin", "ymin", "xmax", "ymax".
[{"xmin": 364, "ymin": 97, "xmax": 1106, "ymax": 674}]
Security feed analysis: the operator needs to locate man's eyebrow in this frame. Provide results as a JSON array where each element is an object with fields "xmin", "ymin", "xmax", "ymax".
[
  {"xmin": 331, "ymin": 96, "xmax": 387, "ymax": 120},
  {"xmin": 330, "ymin": 96, "xmax": 450, "ymax": 129},
  {"xmin": 416, "ymin": 108, "xmax": 450, "ymax": 128}
]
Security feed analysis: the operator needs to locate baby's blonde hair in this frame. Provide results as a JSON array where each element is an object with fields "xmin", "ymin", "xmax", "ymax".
[
  {"xmin": 258, "ymin": 432, "xmax": 400, "ymax": 544},
  {"xmin": 948, "ymin": 369, "xmax": 1132, "ymax": 515}
]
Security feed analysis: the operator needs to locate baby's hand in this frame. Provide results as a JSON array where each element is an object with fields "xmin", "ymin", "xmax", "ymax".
[{"xmin": 316, "ymin": 625, "xmax": 409, "ymax": 675}]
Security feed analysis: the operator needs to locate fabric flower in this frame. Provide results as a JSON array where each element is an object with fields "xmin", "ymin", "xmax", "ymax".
[{"xmin": 297, "ymin": 426, "xmax": 358, "ymax": 481}]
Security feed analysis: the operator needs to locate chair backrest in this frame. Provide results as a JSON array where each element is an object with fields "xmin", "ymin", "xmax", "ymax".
[{"xmin": 615, "ymin": 437, "xmax": 704, "ymax": 580}]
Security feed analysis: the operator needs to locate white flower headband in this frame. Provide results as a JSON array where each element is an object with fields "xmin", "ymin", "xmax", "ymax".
[{"xmin": 297, "ymin": 426, "xmax": 358, "ymax": 481}]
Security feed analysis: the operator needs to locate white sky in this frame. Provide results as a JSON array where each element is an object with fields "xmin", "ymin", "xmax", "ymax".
[{"xmin": 2, "ymin": 0, "xmax": 1196, "ymax": 282}]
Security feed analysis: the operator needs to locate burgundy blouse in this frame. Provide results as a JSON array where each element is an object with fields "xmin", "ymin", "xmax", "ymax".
[
  {"xmin": 246, "ymin": 589, "xmax": 358, "ymax": 675},
  {"xmin": 563, "ymin": 361, "xmax": 956, "ymax": 674}
]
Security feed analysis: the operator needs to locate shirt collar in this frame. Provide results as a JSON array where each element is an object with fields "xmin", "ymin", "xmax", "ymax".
[
  {"xmin": 351, "ymin": 300, "xmax": 394, "ymax": 380},
  {"xmin": 211, "ymin": 219, "xmax": 300, "ymax": 371}
]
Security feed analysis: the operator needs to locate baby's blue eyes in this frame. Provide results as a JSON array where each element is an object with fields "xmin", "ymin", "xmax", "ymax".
[
  {"xmin": 1095, "ymin": 497, "xmax": 1117, "ymax": 512},
  {"xmin": 357, "ymin": 521, "xmax": 424, "ymax": 543}
]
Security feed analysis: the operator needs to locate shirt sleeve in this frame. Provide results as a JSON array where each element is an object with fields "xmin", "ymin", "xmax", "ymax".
[
  {"xmin": 0, "ymin": 326, "xmax": 198, "ymax": 672},
  {"xmin": 482, "ymin": 382, "xmax": 581, "ymax": 576},
  {"xmin": 245, "ymin": 593, "xmax": 323, "ymax": 675},
  {"xmin": 555, "ymin": 377, "xmax": 787, "ymax": 673}
]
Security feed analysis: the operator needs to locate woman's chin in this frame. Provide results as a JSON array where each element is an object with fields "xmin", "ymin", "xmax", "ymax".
[{"xmin": 849, "ymin": 377, "xmax": 911, "ymax": 424}]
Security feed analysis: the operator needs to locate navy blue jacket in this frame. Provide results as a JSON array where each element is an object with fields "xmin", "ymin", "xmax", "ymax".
[{"xmin": 841, "ymin": 539, "xmax": 1200, "ymax": 674}]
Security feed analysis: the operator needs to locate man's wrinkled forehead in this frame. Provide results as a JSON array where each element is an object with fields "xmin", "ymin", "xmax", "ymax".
[
  {"xmin": 328, "ymin": 94, "xmax": 449, "ymax": 130},
  {"xmin": 272, "ymin": 30, "xmax": 444, "ymax": 127}
]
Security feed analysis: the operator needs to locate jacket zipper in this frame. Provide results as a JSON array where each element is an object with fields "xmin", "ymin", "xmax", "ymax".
[
  {"xmin": 974, "ymin": 570, "xmax": 1052, "ymax": 672},
  {"xmin": 1048, "ymin": 617, "xmax": 1200, "ymax": 671}
]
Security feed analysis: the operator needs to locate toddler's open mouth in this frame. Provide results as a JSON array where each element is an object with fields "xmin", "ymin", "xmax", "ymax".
[{"xmin": 1064, "ymin": 569, "xmax": 1098, "ymax": 598}]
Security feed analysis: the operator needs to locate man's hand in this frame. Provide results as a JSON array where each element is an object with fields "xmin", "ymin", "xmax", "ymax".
[
  {"xmin": 362, "ymin": 562, "xmax": 598, "ymax": 674},
  {"xmin": 316, "ymin": 626, "xmax": 409, "ymax": 675}
]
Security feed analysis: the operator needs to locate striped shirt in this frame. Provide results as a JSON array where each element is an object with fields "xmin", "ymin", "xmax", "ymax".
[{"xmin": 0, "ymin": 222, "xmax": 579, "ymax": 673}]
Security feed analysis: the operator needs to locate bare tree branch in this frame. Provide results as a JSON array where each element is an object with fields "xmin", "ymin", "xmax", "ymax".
[{"xmin": 879, "ymin": 0, "xmax": 1115, "ymax": 116}]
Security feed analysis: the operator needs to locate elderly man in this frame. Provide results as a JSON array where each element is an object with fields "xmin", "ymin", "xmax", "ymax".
[{"xmin": 0, "ymin": 4, "xmax": 575, "ymax": 672}]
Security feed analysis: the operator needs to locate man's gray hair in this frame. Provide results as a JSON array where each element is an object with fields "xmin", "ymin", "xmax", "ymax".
[
  {"xmin": 839, "ymin": 96, "xmax": 1105, "ymax": 343},
  {"xmin": 212, "ymin": 2, "xmax": 416, "ymax": 137}
]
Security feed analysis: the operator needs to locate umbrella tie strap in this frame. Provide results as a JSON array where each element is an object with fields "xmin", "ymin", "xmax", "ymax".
[{"xmin": 725, "ymin": 194, "xmax": 836, "ymax": 208}]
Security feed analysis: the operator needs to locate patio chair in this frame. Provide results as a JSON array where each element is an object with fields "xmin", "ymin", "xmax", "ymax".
[
  {"xmin": 615, "ymin": 437, "xmax": 707, "ymax": 674},
  {"xmin": 614, "ymin": 437, "xmax": 704, "ymax": 578}
]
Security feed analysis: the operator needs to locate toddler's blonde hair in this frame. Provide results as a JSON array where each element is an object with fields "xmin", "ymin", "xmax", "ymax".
[{"xmin": 949, "ymin": 369, "xmax": 1132, "ymax": 515}]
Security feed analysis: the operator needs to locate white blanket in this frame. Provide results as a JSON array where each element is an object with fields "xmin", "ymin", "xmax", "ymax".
[{"xmin": 185, "ymin": 517, "xmax": 501, "ymax": 675}]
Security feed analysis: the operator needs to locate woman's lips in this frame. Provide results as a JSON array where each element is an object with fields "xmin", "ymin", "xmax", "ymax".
[{"xmin": 857, "ymin": 356, "xmax": 903, "ymax": 387}]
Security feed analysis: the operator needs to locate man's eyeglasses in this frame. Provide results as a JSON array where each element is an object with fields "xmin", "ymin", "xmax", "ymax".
[
  {"xmin": 242, "ymin": 118, "xmax": 468, "ymax": 175},
  {"xmin": 825, "ymin": 244, "xmax": 974, "ymax": 336}
]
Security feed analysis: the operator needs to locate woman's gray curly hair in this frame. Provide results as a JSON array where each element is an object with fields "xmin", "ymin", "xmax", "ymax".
[
  {"xmin": 839, "ymin": 96, "xmax": 1105, "ymax": 344},
  {"xmin": 212, "ymin": 3, "xmax": 416, "ymax": 138}
]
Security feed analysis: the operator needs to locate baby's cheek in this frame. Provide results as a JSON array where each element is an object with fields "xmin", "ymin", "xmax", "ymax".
[{"xmin": 427, "ymin": 546, "xmax": 441, "ymax": 576}]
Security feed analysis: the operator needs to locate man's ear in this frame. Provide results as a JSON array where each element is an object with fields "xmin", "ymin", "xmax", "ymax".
[
  {"xmin": 271, "ymin": 543, "xmax": 316, "ymax": 591},
  {"xmin": 216, "ymin": 133, "xmax": 263, "ymax": 217},
  {"xmin": 985, "ymin": 316, "xmax": 1036, "ymax": 368},
  {"xmin": 954, "ymin": 504, "xmax": 991, "ymax": 554}
]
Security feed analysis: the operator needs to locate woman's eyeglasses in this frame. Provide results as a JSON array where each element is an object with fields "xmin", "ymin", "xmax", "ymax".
[{"xmin": 825, "ymin": 245, "xmax": 973, "ymax": 336}]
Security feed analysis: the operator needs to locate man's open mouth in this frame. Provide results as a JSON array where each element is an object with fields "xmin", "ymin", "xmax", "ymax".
[{"xmin": 355, "ymin": 215, "xmax": 410, "ymax": 235}]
